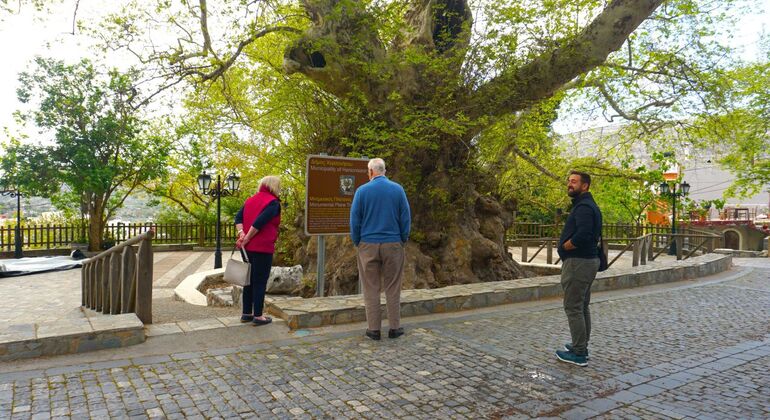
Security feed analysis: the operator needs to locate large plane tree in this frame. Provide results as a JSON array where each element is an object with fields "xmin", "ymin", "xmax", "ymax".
[{"xmin": 93, "ymin": 0, "xmax": 753, "ymax": 292}]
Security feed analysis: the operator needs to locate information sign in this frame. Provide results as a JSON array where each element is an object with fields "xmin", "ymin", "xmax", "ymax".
[{"xmin": 305, "ymin": 155, "xmax": 369, "ymax": 235}]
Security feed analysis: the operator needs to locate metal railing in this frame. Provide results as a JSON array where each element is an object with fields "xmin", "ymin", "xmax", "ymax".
[
  {"xmin": 81, "ymin": 231, "xmax": 154, "ymax": 324},
  {"xmin": 518, "ymin": 231, "xmax": 723, "ymax": 269}
]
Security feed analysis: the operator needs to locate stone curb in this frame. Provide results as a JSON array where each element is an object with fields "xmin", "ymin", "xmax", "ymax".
[
  {"xmin": 0, "ymin": 313, "xmax": 145, "ymax": 362},
  {"xmin": 713, "ymin": 248, "xmax": 767, "ymax": 258},
  {"xmin": 173, "ymin": 268, "xmax": 225, "ymax": 306},
  {"xmin": 268, "ymin": 254, "xmax": 732, "ymax": 329}
]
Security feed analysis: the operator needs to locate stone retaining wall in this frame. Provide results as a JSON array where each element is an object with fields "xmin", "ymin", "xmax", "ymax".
[
  {"xmin": 0, "ymin": 313, "xmax": 145, "ymax": 362},
  {"xmin": 267, "ymin": 254, "xmax": 732, "ymax": 330}
]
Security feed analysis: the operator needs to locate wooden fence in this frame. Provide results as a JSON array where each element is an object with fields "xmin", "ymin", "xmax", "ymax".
[
  {"xmin": 0, "ymin": 222, "xmax": 238, "ymax": 251},
  {"xmin": 516, "ymin": 231, "xmax": 723, "ymax": 269},
  {"xmin": 507, "ymin": 222, "xmax": 673, "ymax": 242},
  {"xmin": 81, "ymin": 231, "xmax": 154, "ymax": 324}
]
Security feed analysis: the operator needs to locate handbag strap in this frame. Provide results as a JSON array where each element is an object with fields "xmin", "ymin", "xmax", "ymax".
[{"xmin": 231, "ymin": 246, "xmax": 249, "ymax": 262}]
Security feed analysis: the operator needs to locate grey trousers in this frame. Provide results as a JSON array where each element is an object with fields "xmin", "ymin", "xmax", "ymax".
[
  {"xmin": 357, "ymin": 242, "xmax": 405, "ymax": 331},
  {"xmin": 561, "ymin": 257, "xmax": 600, "ymax": 356}
]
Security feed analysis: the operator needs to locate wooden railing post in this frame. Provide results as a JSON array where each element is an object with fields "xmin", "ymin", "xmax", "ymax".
[
  {"xmin": 136, "ymin": 235, "xmax": 154, "ymax": 324},
  {"xmin": 546, "ymin": 240, "xmax": 553, "ymax": 264},
  {"xmin": 109, "ymin": 252, "xmax": 121, "ymax": 314},
  {"xmin": 522, "ymin": 242, "xmax": 528, "ymax": 263},
  {"xmin": 648, "ymin": 234, "xmax": 655, "ymax": 261},
  {"xmin": 602, "ymin": 238, "xmax": 610, "ymax": 267},
  {"xmin": 89, "ymin": 261, "xmax": 96, "ymax": 309},
  {"xmin": 640, "ymin": 236, "xmax": 648, "ymax": 265},
  {"xmin": 94, "ymin": 259, "xmax": 103, "ymax": 311},
  {"xmin": 632, "ymin": 239, "xmax": 640, "ymax": 267},
  {"xmin": 101, "ymin": 258, "xmax": 111, "ymax": 314},
  {"xmin": 81, "ymin": 261, "xmax": 88, "ymax": 307},
  {"xmin": 121, "ymin": 246, "xmax": 137, "ymax": 313},
  {"xmin": 675, "ymin": 236, "xmax": 684, "ymax": 260}
]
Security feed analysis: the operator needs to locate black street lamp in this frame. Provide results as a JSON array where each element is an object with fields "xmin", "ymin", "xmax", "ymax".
[
  {"xmin": 660, "ymin": 180, "xmax": 690, "ymax": 255},
  {"xmin": 0, "ymin": 187, "xmax": 23, "ymax": 258},
  {"xmin": 197, "ymin": 172, "xmax": 241, "ymax": 269}
]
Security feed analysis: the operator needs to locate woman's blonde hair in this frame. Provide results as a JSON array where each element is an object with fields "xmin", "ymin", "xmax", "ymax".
[{"xmin": 259, "ymin": 176, "xmax": 281, "ymax": 196}]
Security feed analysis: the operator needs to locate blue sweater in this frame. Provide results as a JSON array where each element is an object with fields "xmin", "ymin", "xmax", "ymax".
[{"xmin": 350, "ymin": 176, "xmax": 411, "ymax": 246}]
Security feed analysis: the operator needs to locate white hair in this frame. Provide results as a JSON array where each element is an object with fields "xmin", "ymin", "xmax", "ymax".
[
  {"xmin": 368, "ymin": 158, "xmax": 386, "ymax": 175},
  {"xmin": 259, "ymin": 175, "xmax": 281, "ymax": 196}
]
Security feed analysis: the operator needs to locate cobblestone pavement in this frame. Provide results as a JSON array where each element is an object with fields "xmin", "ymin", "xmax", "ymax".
[{"xmin": 1, "ymin": 261, "xmax": 768, "ymax": 419}]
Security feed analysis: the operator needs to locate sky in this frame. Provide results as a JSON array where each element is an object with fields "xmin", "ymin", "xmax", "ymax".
[
  {"xmin": 0, "ymin": 0, "xmax": 767, "ymax": 137},
  {"xmin": 0, "ymin": 1, "xmax": 127, "ymax": 138}
]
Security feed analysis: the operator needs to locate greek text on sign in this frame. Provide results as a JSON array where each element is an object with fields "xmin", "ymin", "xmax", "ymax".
[{"xmin": 305, "ymin": 155, "xmax": 369, "ymax": 235}]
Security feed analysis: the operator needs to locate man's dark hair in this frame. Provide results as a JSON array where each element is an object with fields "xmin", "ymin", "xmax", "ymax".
[{"xmin": 569, "ymin": 170, "xmax": 591, "ymax": 187}]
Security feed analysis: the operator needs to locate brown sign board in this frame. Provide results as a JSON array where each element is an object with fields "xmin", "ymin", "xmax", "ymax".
[{"xmin": 305, "ymin": 155, "xmax": 370, "ymax": 235}]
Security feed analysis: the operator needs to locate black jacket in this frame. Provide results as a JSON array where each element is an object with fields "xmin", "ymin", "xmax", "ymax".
[{"xmin": 557, "ymin": 192, "xmax": 603, "ymax": 260}]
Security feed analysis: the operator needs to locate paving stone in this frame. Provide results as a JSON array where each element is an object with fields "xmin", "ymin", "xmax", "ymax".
[{"xmin": 144, "ymin": 323, "xmax": 184, "ymax": 337}]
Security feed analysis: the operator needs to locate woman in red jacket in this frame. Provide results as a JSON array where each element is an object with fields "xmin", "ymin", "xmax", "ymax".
[{"xmin": 235, "ymin": 176, "xmax": 281, "ymax": 326}]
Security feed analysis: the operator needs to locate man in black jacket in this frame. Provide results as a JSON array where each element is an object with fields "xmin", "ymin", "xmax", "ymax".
[{"xmin": 556, "ymin": 171, "xmax": 602, "ymax": 367}]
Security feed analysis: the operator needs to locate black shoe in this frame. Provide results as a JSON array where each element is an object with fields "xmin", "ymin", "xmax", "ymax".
[
  {"xmin": 365, "ymin": 330, "xmax": 381, "ymax": 341},
  {"xmin": 388, "ymin": 328, "xmax": 404, "ymax": 339},
  {"xmin": 564, "ymin": 343, "xmax": 590, "ymax": 359},
  {"xmin": 240, "ymin": 314, "xmax": 254, "ymax": 323},
  {"xmin": 252, "ymin": 316, "xmax": 272, "ymax": 326}
]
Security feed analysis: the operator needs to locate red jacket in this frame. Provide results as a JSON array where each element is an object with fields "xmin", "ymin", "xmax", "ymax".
[{"xmin": 243, "ymin": 186, "xmax": 281, "ymax": 253}]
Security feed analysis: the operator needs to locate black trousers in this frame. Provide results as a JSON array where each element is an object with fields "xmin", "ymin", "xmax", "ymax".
[{"xmin": 242, "ymin": 251, "xmax": 273, "ymax": 316}]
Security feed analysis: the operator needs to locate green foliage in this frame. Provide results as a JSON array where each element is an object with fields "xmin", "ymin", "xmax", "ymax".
[
  {"xmin": 0, "ymin": 0, "xmax": 59, "ymax": 17},
  {"xmin": 80, "ymin": 0, "xmax": 768, "ymax": 249},
  {"xmin": 1, "ymin": 57, "xmax": 170, "ymax": 249},
  {"xmin": 689, "ymin": 61, "xmax": 770, "ymax": 199}
]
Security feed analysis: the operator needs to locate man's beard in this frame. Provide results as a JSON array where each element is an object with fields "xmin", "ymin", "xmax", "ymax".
[{"xmin": 567, "ymin": 188, "xmax": 580, "ymax": 198}]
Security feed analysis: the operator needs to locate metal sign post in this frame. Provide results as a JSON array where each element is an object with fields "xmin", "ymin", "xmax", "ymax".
[
  {"xmin": 305, "ymin": 154, "xmax": 369, "ymax": 297},
  {"xmin": 317, "ymin": 235, "xmax": 325, "ymax": 297}
]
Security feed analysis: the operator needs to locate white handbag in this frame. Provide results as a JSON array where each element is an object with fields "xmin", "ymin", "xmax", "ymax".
[{"xmin": 224, "ymin": 248, "xmax": 251, "ymax": 287}]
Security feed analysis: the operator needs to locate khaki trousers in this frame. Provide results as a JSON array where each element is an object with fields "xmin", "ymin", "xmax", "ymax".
[{"xmin": 357, "ymin": 242, "xmax": 405, "ymax": 331}]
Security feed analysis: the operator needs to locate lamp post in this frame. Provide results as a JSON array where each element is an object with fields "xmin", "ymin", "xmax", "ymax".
[
  {"xmin": 197, "ymin": 172, "xmax": 241, "ymax": 269},
  {"xmin": 660, "ymin": 180, "xmax": 690, "ymax": 255},
  {"xmin": 0, "ymin": 187, "xmax": 23, "ymax": 258}
]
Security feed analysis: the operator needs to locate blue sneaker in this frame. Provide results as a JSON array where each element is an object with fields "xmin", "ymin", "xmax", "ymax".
[
  {"xmin": 564, "ymin": 343, "xmax": 590, "ymax": 359},
  {"xmin": 556, "ymin": 349, "xmax": 588, "ymax": 367}
]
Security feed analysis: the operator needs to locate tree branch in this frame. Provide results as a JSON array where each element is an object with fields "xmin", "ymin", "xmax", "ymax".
[
  {"xmin": 511, "ymin": 145, "xmax": 562, "ymax": 182},
  {"xmin": 198, "ymin": 0, "xmax": 212, "ymax": 57},
  {"xmin": 71, "ymin": 0, "xmax": 80, "ymax": 35},
  {"xmin": 470, "ymin": 0, "xmax": 664, "ymax": 120},
  {"xmin": 201, "ymin": 25, "xmax": 301, "ymax": 82}
]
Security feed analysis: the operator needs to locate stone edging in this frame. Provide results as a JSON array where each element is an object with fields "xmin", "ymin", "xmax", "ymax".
[
  {"xmin": 0, "ymin": 313, "xmax": 144, "ymax": 362},
  {"xmin": 713, "ymin": 248, "xmax": 767, "ymax": 258},
  {"xmin": 267, "ymin": 254, "xmax": 732, "ymax": 330},
  {"xmin": 174, "ymin": 268, "xmax": 225, "ymax": 306}
]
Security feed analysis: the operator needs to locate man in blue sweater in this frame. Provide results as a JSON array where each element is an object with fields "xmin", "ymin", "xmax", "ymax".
[
  {"xmin": 556, "ymin": 170, "xmax": 603, "ymax": 367},
  {"xmin": 350, "ymin": 158, "xmax": 411, "ymax": 341}
]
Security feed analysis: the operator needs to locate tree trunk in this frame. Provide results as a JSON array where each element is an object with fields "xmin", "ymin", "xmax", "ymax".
[
  {"xmin": 88, "ymin": 196, "xmax": 106, "ymax": 251},
  {"xmin": 296, "ymin": 132, "xmax": 524, "ymax": 295},
  {"xmin": 297, "ymin": 186, "xmax": 522, "ymax": 294},
  {"xmin": 88, "ymin": 217, "xmax": 104, "ymax": 252}
]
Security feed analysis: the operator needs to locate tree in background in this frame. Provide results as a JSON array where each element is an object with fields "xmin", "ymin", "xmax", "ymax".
[{"xmin": 1, "ymin": 57, "xmax": 170, "ymax": 250}]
